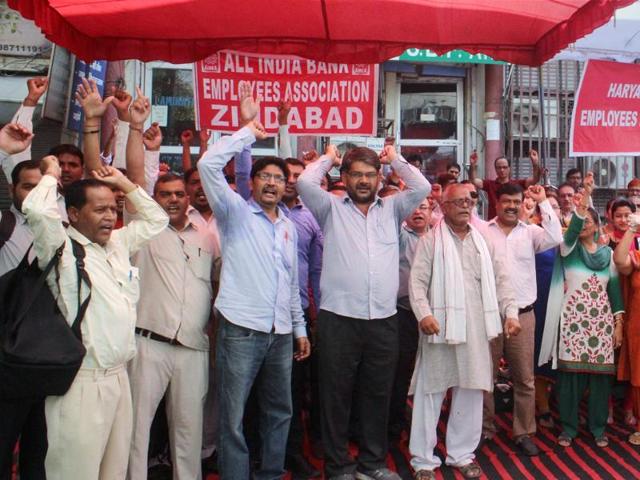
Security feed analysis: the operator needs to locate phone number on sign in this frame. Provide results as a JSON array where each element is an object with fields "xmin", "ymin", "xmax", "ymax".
[{"xmin": 0, "ymin": 44, "xmax": 48, "ymax": 53}]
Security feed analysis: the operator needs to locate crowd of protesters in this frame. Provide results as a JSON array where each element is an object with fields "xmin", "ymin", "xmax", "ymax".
[{"xmin": 1, "ymin": 76, "xmax": 640, "ymax": 480}]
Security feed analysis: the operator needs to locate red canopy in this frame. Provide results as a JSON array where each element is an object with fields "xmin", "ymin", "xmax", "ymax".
[{"xmin": 8, "ymin": 0, "xmax": 636, "ymax": 66}]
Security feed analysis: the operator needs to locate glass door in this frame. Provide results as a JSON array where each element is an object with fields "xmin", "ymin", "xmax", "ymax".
[{"xmin": 398, "ymin": 79, "xmax": 463, "ymax": 181}]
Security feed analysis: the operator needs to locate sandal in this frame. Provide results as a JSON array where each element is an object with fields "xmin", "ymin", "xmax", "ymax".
[
  {"xmin": 595, "ymin": 435, "xmax": 609, "ymax": 448},
  {"xmin": 558, "ymin": 432, "xmax": 572, "ymax": 447},
  {"xmin": 414, "ymin": 470, "xmax": 436, "ymax": 480},
  {"xmin": 629, "ymin": 431, "xmax": 640, "ymax": 445},
  {"xmin": 624, "ymin": 410, "xmax": 637, "ymax": 426},
  {"xmin": 452, "ymin": 461, "xmax": 483, "ymax": 479}
]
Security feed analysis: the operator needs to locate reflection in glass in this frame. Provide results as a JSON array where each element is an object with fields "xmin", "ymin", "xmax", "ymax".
[
  {"xmin": 400, "ymin": 146, "xmax": 457, "ymax": 182},
  {"xmin": 400, "ymin": 84, "xmax": 457, "ymax": 141},
  {"xmin": 152, "ymin": 68, "xmax": 196, "ymax": 147}
]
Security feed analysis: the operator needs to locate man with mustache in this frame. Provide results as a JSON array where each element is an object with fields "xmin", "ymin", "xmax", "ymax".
[
  {"xmin": 469, "ymin": 149, "xmax": 541, "ymax": 220},
  {"xmin": 409, "ymin": 183, "xmax": 519, "ymax": 480},
  {"xmin": 388, "ymin": 198, "xmax": 431, "ymax": 445},
  {"xmin": 197, "ymin": 83, "xmax": 310, "ymax": 479},
  {"xmin": 22, "ymin": 156, "xmax": 168, "ymax": 480},
  {"xmin": 297, "ymin": 142, "xmax": 430, "ymax": 480},
  {"xmin": 478, "ymin": 183, "xmax": 562, "ymax": 456},
  {"xmin": 127, "ymin": 172, "xmax": 219, "ymax": 480}
]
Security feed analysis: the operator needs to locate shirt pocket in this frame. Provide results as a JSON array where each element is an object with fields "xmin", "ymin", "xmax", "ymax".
[
  {"xmin": 121, "ymin": 265, "xmax": 140, "ymax": 304},
  {"xmin": 184, "ymin": 243, "xmax": 214, "ymax": 281}
]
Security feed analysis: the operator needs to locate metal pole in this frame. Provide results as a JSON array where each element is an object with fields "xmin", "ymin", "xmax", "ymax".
[{"xmin": 537, "ymin": 67, "xmax": 547, "ymax": 185}]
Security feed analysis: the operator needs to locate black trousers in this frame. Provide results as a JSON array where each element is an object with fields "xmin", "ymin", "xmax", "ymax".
[
  {"xmin": 388, "ymin": 307, "xmax": 419, "ymax": 441},
  {"xmin": 0, "ymin": 398, "xmax": 47, "ymax": 480},
  {"xmin": 286, "ymin": 311, "xmax": 312, "ymax": 457},
  {"xmin": 317, "ymin": 310, "xmax": 398, "ymax": 477}
]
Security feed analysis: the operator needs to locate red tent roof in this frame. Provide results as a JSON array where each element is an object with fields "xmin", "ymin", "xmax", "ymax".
[{"xmin": 8, "ymin": 0, "xmax": 636, "ymax": 66}]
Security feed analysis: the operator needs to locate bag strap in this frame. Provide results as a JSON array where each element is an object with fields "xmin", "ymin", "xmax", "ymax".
[
  {"xmin": 0, "ymin": 209, "xmax": 16, "ymax": 251},
  {"xmin": 70, "ymin": 239, "xmax": 92, "ymax": 338},
  {"xmin": 16, "ymin": 243, "xmax": 65, "ymax": 324}
]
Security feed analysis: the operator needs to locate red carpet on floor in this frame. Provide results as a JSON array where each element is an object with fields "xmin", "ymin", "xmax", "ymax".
[{"xmin": 204, "ymin": 400, "xmax": 640, "ymax": 480}]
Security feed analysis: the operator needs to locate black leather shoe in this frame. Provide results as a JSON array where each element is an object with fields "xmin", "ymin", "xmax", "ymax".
[
  {"xmin": 286, "ymin": 453, "xmax": 321, "ymax": 479},
  {"xmin": 515, "ymin": 435, "xmax": 540, "ymax": 456}
]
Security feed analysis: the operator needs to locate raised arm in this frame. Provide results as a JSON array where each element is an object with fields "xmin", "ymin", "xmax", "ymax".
[
  {"xmin": 527, "ymin": 185, "xmax": 563, "ymax": 252},
  {"xmin": 297, "ymin": 145, "xmax": 339, "ymax": 226},
  {"xmin": 142, "ymin": 123, "xmax": 162, "ymax": 195},
  {"xmin": 198, "ymin": 81, "xmax": 268, "ymax": 223},
  {"xmin": 180, "ymin": 129, "xmax": 194, "ymax": 171},
  {"xmin": 22, "ymin": 155, "xmax": 67, "ymax": 266},
  {"xmin": 0, "ymin": 123, "xmax": 34, "ymax": 177},
  {"xmin": 125, "ymin": 87, "xmax": 151, "ymax": 189},
  {"xmin": 613, "ymin": 220, "xmax": 639, "ymax": 275},
  {"xmin": 524, "ymin": 149, "xmax": 542, "ymax": 187},
  {"xmin": 77, "ymin": 77, "xmax": 114, "ymax": 175},
  {"xmin": 468, "ymin": 149, "xmax": 484, "ymax": 190},
  {"xmin": 234, "ymin": 143, "xmax": 253, "ymax": 201},
  {"xmin": 277, "ymin": 101, "xmax": 293, "ymax": 159},
  {"xmin": 381, "ymin": 145, "xmax": 431, "ymax": 221},
  {"xmin": 562, "ymin": 172, "xmax": 593, "ymax": 254},
  {"xmin": 94, "ymin": 166, "xmax": 168, "ymax": 253}
]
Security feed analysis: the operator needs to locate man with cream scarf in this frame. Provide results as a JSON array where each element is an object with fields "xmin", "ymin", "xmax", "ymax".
[{"xmin": 408, "ymin": 183, "xmax": 520, "ymax": 480}]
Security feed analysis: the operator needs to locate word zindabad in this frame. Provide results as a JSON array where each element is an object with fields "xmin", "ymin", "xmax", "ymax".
[
  {"xmin": 208, "ymin": 105, "xmax": 364, "ymax": 130},
  {"xmin": 579, "ymin": 109, "xmax": 638, "ymax": 128}
]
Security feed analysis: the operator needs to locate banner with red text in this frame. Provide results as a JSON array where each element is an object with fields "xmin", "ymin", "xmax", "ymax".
[
  {"xmin": 570, "ymin": 59, "xmax": 640, "ymax": 156},
  {"xmin": 193, "ymin": 51, "xmax": 378, "ymax": 135}
]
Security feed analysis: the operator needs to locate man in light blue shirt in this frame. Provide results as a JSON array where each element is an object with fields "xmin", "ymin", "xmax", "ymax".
[
  {"xmin": 197, "ymin": 87, "xmax": 310, "ymax": 480},
  {"xmin": 297, "ymin": 144, "xmax": 430, "ymax": 480}
]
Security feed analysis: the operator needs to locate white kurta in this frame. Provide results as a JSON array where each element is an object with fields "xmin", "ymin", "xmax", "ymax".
[{"xmin": 409, "ymin": 226, "xmax": 518, "ymax": 394}]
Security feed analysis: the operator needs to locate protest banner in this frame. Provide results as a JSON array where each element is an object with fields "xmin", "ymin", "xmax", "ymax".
[
  {"xmin": 193, "ymin": 50, "xmax": 378, "ymax": 135},
  {"xmin": 570, "ymin": 59, "xmax": 640, "ymax": 156}
]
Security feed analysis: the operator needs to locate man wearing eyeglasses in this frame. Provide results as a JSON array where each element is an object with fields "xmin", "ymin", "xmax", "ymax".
[
  {"xmin": 297, "ymin": 143, "xmax": 430, "ymax": 480},
  {"xmin": 409, "ymin": 183, "xmax": 519, "ymax": 480},
  {"xmin": 196, "ymin": 83, "xmax": 310, "ymax": 480}
]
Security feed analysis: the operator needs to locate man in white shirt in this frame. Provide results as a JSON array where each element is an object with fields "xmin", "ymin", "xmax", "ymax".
[
  {"xmin": 22, "ymin": 157, "xmax": 168, "ymax": 480},
  {"xmin": 479, "ymin": 183, "xmax": 562, "ymax": 456},
  {"xmin": 127, "ymin": 172, "xmax": 219, "ymax": 480}
]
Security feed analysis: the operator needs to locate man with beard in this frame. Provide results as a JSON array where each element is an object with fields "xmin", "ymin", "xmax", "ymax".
[
  {"xmin": 388, "ymin": 197, "xmax": 431, "ymax": 445},
  {"xmin": 197, "ymin": 83, "xmax": 310, "ymax": 479},
  {"xmin": 127, "ymin": 172, "xmax": 219, "ymax": 480},
  {"xmin": 409, "ymin": 184, "xmax": 519, "ymax": 480},
  {"xmin": 297, "ymin": 143, "xmax": 430, "ymax": 480},
  {"xmin": 479, "ymin": 183, "xmax": 562, "ymax": 455},
  {"xmin": 23, "ymin": 157, "xmax": 168, "ymax": 480}
]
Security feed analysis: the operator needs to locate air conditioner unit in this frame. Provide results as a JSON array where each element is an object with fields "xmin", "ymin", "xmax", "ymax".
[
  {"xmin": 511, "ymin": 98, "xmax": 558, "ymax": 139},
  {"xmin": 587, "ymin": 157, "xmax": 634, "ymax": 190}
]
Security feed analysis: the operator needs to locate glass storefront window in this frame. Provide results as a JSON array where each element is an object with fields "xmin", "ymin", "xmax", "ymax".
[
  {"xmin": 398, "ymin": 80, "xmax": 463, "ymax": 179},
  {"xmin": 400, "ymin": 146, "xmax": 457, "ymax": 182},
  {"xmin": 151, "ymin": 68, "xmax": 196, "ymax": 147},
  {"xmin": 400, "ymin": 83, "xmax": 457, "ymax": 141}
]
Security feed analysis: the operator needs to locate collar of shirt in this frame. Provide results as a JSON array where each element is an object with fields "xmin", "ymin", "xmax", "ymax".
[
  {"xmin": 9, "ymin": 204, "xmax": 26, "ymax": 225},
  {"xmin": 342, "ymin": 195, "xmax": 384, "ymax": 209},
  {"xmin": 248, "ymin": 198, "xmax": 287, "ymax": 223},
  {"xmin": 67, "ymin": 225, "xmax": 118, "ymax": 259},
  {"xmin": 168, "ymin": 217, "xmax": 198, "ymax": 233},
  {"xmin": 401, "ymin": 223, "xmax": 421, "ymax": 237},
  {"xmin": 487, "ymin": 217, "xmax": 527, "ymax": 234}
]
